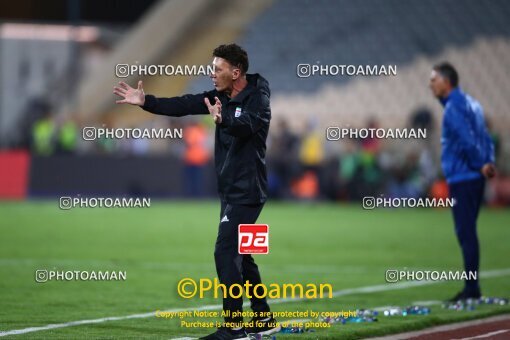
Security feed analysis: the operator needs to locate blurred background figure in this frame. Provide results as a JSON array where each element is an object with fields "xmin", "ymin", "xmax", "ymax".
[
  {"xmin": 182, "ymin": 121, "xmax": 211, "ymax": 198},
  {"xmin": 0, "ymin": 0, "xmax": 509, "ymax": 205},
  {"xmin": 56, "ymin": 118, "xmax": 79, "ymax": 154},
  {"xmin": 267, "ymin": 119, "xmax": 299, "ymax": 199},
  {"xmin": 31, "ymin": 111, "xmax": 56, "ymax": 156}
]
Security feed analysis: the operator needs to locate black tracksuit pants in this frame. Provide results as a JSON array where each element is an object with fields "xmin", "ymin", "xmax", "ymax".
[{"xmin": 215, "ymin": 200, "xmax": 270, "ymax": 324}]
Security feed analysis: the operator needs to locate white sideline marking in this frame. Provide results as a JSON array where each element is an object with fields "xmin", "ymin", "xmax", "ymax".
[
  {"xmin": 454, "ymin": 329, "xmax": 510, "ymax": 339},
  {"xmin": 0, "ymin": 258, "xmax": 370, "ymax": 274},
  {"xmin": 1, "ymin": 268, "xmax": 509, "ymax": 337}
]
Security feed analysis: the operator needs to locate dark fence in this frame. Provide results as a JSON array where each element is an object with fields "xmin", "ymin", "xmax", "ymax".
[{"xmin": 28, "ymin": 154, "xmax": 217, "ymax": 198}]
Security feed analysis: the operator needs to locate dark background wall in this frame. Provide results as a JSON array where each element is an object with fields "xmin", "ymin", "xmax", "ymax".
[{"xmin": 28, "ymin": 155, "xmax": 217, "ymax": 198}]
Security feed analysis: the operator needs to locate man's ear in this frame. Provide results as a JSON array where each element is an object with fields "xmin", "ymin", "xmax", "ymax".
[{"xmin": 232, "ymin": 68, "xmax": 241, "ymax": 81}]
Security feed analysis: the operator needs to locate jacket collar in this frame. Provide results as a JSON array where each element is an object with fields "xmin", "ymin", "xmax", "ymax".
[
  {"xmin": 440, "ymin": 87, "xmax": 462, "ymax": 107},
  {"xmin": 229, "ymin": 74, "xmax": 258, "ymax": 103}
]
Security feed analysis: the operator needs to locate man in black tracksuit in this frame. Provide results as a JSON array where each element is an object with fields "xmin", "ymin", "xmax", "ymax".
[{"xmin": 114, "ymin": 44, "xmax": 278, "ymax": 340}]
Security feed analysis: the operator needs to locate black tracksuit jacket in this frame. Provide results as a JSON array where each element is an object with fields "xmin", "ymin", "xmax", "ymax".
[{"xmin": 141, "ymin": 73, "xmax": 271, "ymax": 204}]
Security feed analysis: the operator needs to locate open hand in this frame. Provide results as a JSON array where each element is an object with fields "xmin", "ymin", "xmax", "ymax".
[
  {"xmin": 114, "ymin": 81, "xmax": 145, "ymax": 106},
  {"xmin": 204, "ymin": 96, "xmax": 222, "ymax": 124}
]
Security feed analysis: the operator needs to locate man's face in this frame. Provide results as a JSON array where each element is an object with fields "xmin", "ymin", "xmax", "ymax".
[
  {"xmin": 210, "ymin": 57, "xmax": 240, "ymax": 93},
  {"xmin": 429, "ymin": 69, "xmax": 450, "ymax": 99}
]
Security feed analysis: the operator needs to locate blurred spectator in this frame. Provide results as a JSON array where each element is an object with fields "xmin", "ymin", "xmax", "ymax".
[
  {"xmin": 299, "ymin": 119, "xmax": 324, "ymax": 170},
  {"xmin": 410, "ymin": 107, "xmax": 434, "ymax": 131},
  {"xmin": 291, "ymin": 170, "xmax": 319, "ymax": 200},
  {"xmin": 268, "ymin": 119, "xmax": 299, "ymax": 198},
  {"xmin": 31, "ymin": 112, "xmax": 56, "ymax": 156},
  {"xmin": 387, "ymin": 152, "xmax": 422, "ymax": 199},
  {"xmin": 336, "ymin": 140, "xmax": 359, "ymax": 199},
  {"xmin": 56, "ymin": 119, "xmax": 78, "ymax": 154},
  {"xmin": 429, "ymin": 177, "xmax": 450, "ymax": 201},
  {"xmin": 183, "ymin": 121, "xmax": 210, "ymax": 197},
  {"xmin": 360, "ymin": 117, "xmax": 382, "ymax": 154}
]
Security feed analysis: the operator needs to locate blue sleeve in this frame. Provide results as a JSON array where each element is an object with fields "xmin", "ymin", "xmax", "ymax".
[
  {"xmin": 484, "ymin": 129, "xmax": 495, "ymax": 164},
  {"xmin": 444, "ymin": 103, "xmax": 486, "ymax": 170}
]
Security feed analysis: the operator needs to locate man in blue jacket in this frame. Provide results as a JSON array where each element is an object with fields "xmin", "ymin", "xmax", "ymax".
[{"xmin": 429, "ymin": 62, "xmax": 496, "ymax": 301}]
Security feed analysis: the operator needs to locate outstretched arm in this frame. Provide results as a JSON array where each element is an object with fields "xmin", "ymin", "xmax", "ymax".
[{"xmin": 113, "ymin": 80, "xmax": 211, "ymax": 117}]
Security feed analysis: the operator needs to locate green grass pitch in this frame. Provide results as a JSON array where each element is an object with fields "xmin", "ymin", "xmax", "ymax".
[{"xmin": 0, "ymin": 201, "xmax": 509, "ymax": 339}]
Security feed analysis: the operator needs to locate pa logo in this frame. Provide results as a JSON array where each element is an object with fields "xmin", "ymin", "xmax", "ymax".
[
  {"xmin": 238, "ymin": 224, "xmax": 269, "ymax": 254},
  {"xmin": 235, "ymin": 107, "xmax": 242, "ymax": 117}
]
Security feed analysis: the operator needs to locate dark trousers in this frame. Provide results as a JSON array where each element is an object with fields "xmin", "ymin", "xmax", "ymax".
[
  {"xmin": 449, "ymin": 177, "xmax": 485, "ymax": 293},
  {"xmin": 215, "ymin": 201, "xmax": 270, "ymax": 324}
]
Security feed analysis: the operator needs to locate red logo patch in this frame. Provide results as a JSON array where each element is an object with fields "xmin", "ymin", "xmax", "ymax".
[{"xmin": 238, "ymin": 224, "xmax": 269, "ymax": 254}]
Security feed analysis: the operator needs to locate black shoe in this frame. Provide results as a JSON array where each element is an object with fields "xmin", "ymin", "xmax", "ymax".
[
  {"xmin": 449, "ymin": 289, "xmax": 481, "ymax": 302},
  {"xmin": 245, "ymin": 316, "xmax": 281, "ymax": 336},
  {"xmin": 199, "ymin": 326, "xmax": 249, "ymax": 340}
]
